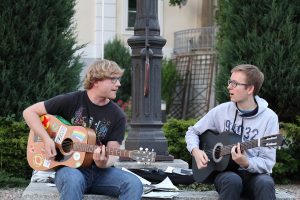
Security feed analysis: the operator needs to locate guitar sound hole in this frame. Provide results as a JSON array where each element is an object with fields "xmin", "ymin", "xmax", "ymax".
[
  {"xmin": 62, "ymin": 138, "xmax": 73, "ymax": 153},
  {"xmin": 54, "ymin": 149, "xmax": 64, "ymax": 161},
  {"xmin": 214, "ymin": 146, "xmax": 221, "ymax": 159}
]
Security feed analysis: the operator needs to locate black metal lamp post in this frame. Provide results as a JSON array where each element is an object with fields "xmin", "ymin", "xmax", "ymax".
[{"xmin": 125, "ymin": 0, "xmax": 173, "ymax": 161}]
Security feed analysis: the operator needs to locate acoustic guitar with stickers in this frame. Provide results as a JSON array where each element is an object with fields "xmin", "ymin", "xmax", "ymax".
[{"xmin": 27, "ymin": 114, "xmax": 156, "ymax": 171}]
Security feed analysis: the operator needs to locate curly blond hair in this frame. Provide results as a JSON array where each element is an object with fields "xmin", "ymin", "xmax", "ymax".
[{"xmin": 83, "ymin": 59, "xmax": 124, "ymax": 89}]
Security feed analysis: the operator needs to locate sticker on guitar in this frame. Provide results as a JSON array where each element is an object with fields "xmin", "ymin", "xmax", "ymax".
[{"xmin": 54, "ymin": 125, "xmax": 67, "ymax": 144}]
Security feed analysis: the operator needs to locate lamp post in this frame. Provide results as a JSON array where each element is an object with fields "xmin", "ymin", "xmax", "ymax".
[{"xmin": 125, "ymin": 0, "xmax": 173, "ymax": 161}]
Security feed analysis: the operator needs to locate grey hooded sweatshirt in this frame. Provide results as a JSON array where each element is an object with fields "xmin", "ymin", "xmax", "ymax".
[{"xmin": 185, "ymin": 96, "xmax": 279, "ymax": 174}]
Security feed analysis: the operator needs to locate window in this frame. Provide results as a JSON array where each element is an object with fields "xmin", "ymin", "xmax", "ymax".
[
  {"xmin": 127, "ymin": 0, "xmax": 136, "ymax": 30},
  {"xmin": 122, "ymin": 0, "xmax": 163, "ymax": 35}
]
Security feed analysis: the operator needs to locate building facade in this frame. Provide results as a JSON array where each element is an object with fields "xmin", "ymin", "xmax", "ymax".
[{"xmin": 74, "ymin": 0, "xmax": 217, "ymax": 63}]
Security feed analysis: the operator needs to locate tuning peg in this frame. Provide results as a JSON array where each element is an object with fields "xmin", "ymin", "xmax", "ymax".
[
  {"xmin": 151, "ymin": 149, "xmax": 154, "ymax": 152},
  {"xmin": 139, "ymin": 147, "xmax": 143, "ymax": 151},
  {"xmin": 145, "ymin": 148, "xmax": 149, "ymax": 151}
]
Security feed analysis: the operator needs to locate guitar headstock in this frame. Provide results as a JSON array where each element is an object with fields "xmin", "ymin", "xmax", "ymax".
[
  {"xmin": 129, "ymin": 148, "xmax": 156, "ymax": 164},
  {"xmin": 260, "ymin": 134, "xmax": 285, "ymax": 148}
]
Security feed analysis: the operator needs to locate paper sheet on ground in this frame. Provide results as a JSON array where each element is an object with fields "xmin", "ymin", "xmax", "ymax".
[
  {"xmin": 151, "ymin": 176, "xmax": 179, "ymax": 191},
  {"xmin": 121, "ymin": 167, "xmax": 151, "ymax": 185},
  {"xmin": 122, "ymin": 167, "xmax": 180, "ymax": 198}
]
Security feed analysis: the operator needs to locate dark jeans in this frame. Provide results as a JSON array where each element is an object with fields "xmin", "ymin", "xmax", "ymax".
[{"xmin": 214, "ymin": 170, "xmax": 275, "ymax": 200}]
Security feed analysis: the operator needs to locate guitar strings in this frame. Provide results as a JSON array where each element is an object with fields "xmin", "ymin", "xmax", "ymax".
[
  {"xmin": 57, "ymin": 140, "xmax": 131, "ymax": 155},
  {"xmin": 60, "ymin": 140, "xmax": 257, "ymax": 154},
  {"xmin": 202, "ymin": 140, "xmax": 258, "ymax": 157}
]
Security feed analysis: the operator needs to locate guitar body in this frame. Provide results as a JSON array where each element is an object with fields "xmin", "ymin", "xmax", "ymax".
[
  {"xmin": 192, "ymin": 130, "xmax": 241, "ymax": 183},
  {"xmin": 27, "ymin": 114, "xmax": 96, "ymax": 171},
  {"xmin": 27, "ymin": 115, "xmax": 157, "ymax": 171}
]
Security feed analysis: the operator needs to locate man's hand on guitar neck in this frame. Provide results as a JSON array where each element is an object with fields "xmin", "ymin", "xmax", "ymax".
[
  {"xmin": 93, "ymin": 141, "xmax": 120, "ymax": 168},
  {"xmin": 231, "ymin": 143, "xmax": 249, "ymax": 169},
  {"xmin": 192, "ymin": 148, "xmax": 210, "ymax": 169},
  {"xmin": 93, "ymin": 145, "xmax": 109, "ymax": 168}
]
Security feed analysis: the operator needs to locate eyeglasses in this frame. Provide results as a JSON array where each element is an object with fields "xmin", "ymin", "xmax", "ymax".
[
  {"xmin": 108, "ymin": 77, "xmax": 121, "ymax": 84},
  {"xmin": 228, "ymin": 80, "xmax": 248, "ymax": 88}
]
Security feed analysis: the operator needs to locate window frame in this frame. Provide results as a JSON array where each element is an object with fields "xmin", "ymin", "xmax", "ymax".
[{"xmin": 122, "ymin": 0, "xmax": 163, "ymax": 36}]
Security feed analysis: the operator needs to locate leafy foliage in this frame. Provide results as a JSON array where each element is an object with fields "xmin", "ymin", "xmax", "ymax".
[
  {"xmin": 0, "ymin": 0, "xmax": 84, "ymax": 120},
  {"xmin": 273, "ymin": 117, "xmax": 300, "ymax": 183},
  {"xmin": 163, "ymin": 118, "xmax": 197, "ymax": 167},
  {"xmin": 168, "ymin": 0, "xmax": 185, "ymax": 7},
  {"xmin": 215, "ymin": 0, "xmax": 300, "ymax": 121},
  {"xmin": 104, "ymin": 37, "xmax": 132, "ymax": 102},
  {"xmin": 178, "ymin": 183, "xmax": 214, "ymax": 191},
  {"xmin": 0, "ymin": 170, "xmax": 29, "ymax": 188},
  {"xmin": 0, "ymin": 116, "xmax": 31, "ymax": 179}
]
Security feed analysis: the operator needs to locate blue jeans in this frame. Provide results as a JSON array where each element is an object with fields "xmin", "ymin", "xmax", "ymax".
[
  {"xmin": 55, "ymin": 165, "xmax": 143, "ymax": 200},
  {"xmin": 214, "ymin": 171, "xmax": 275, "ymax": 200}
]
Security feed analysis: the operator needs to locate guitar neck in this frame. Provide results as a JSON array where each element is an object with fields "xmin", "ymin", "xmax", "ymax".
[
  {"xmin": 73, "ymin": 143, "xmax": 130, "ymax": 157},
  {"xmin": 221, "ymin": 139, "xmax": 259, "ymax": 156}
]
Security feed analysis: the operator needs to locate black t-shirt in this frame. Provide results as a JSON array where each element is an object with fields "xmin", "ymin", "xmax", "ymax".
[{"xmin": 44, "ymin": 90, "xmax": 126, "ymax": 145}]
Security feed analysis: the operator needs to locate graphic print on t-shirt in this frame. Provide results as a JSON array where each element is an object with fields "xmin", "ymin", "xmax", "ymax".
[
  {"xmin": 71, "ymin": 107, "xmax": 111, "ymax": 144},
  {"xmin": 95, "ymin": 119, "xmax": 111, "ymax": 142},
  {"xmin": 71, "ymin": 107, "xmax": 87, "ymax": 127}
]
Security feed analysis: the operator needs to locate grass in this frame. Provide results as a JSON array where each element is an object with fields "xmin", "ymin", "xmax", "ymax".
[{"xmin": 178, "ymin": 183, "xmax": 215, "ymax": 191}]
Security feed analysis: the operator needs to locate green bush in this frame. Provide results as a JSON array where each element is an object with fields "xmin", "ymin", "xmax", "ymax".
[
  {"xmin": 0, "ymin": 116, "xmax": 31, "ymax": 179},
  {"xmin": 273, "ymin": 117, "xmax": 300, "ymax": 183},
  {"xmin": 0, "ymin": 170, "xmax": 29, "ymax": 188},
  {"xmin": 163, "ymin": 118, "xmax": 197, "ymax": 167},
  {"xmin": 0, "ymin": 0, "xmax": 84, "ymax": 120},
  {"xmin": 161, "ymin": 59, "xmax": 181, "ymax": 114},
  {"xmin": 104, "ymin": 37, "xmax": 132, "ymax": 102}
]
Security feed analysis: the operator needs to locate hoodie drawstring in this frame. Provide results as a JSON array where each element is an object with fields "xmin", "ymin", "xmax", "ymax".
[{"xmin": 232, "ymin": 109, "xmax": 244, "ymax": 137}]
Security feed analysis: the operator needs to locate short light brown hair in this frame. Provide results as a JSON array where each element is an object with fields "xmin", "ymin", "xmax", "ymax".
[
  {"xmin": 231, "ymin": 64, "xmax": 264, "ymax": 96},
  {"xmin": 83, "ymin": 59, "xmax": 124, "ymax": 89}
]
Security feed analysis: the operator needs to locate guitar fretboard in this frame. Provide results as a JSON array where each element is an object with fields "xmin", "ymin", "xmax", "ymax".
[
  {"xmin": 73, "ymin": 143, "xmax": 130, "ymax": 157},
  {"xmin": 220, "ymin": 139, "xmax": 259, "ymax": 156}
]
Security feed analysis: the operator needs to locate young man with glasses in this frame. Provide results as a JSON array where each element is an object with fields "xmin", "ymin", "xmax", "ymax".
[
  {"xmin": 186, "ymin": 64, "xmax": 278, "ymax": 200},
  {"xmin": 23, "ymin": 59, "xmax": 143, "ymax": 200}
]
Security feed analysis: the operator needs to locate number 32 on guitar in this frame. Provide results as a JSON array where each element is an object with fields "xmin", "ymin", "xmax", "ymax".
[{"xmin": 27, "ymin": 114, "xmax": 156, "ymax": 171}]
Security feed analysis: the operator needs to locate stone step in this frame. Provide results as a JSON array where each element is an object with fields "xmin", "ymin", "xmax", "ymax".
[{"xmin": 22, "ymin": 182, "xmax": 296, "ymax": 200}]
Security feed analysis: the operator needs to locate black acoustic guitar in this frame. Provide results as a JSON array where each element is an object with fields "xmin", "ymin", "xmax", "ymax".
[{"xmin": 192, "ymin": 130, "xmax": 284, "ymax": 183}]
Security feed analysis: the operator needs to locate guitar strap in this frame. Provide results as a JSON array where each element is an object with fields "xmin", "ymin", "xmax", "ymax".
[
  {"xmin": 231, "ymin": 110, "xmax": 240, "ymax": 135},
  {"xmin": 55, "ymin": 115, "xmax": 72, "ymax": 125}
]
